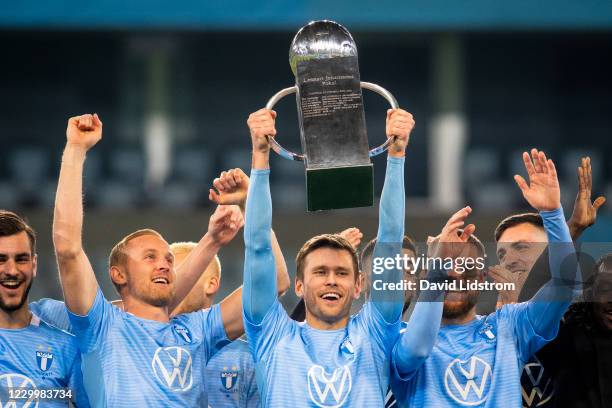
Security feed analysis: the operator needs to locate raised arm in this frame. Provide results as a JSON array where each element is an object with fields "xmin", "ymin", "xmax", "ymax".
[
  {"xmin": 243, "ymin": 109, "xmax": 278, "ymax": 324},
  {"xmin": 371, "ymin": 109, "xmax": 414, "ymax": 321},
  {"xmin": 515, "ymin": 149, "xmax": 578, "ymax": 336},
  {"xmin": 490, "ymin": 157, "xmax": 605, "ymax": 308},
  {"xmin": 394, "ymin": 207, "xmax": 475, "ymax": 377},
  {"xmin": 567, "ymin": 156, "xmax": 606, "ymax": 240},
  {"xmin": 168, "ymin": 204, "xmax": 243, "ymax": 315},
  {"xmin": 53, "ymin": 114, "xmax": 102, "ymax": 315},
  {"xmin": 209, "ymin": 167, "xmax": 290, "ymax": 295}
]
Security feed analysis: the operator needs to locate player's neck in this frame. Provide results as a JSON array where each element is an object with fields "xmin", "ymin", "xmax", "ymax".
[
  {"xmin": 0, "ymin": 303, "xmax": 32, "ymax": 329},
  {"xmin": 202, "ymin": 295, "xmax": 214, "ymax": 310},
  {"xmin": 441, "ymin": 308, "xmax": 477, "ymax": 326},
  {"xmin": 122, "ymin": 296, "xmax": 170, "ymax": 323},
  {"xmin": 305, "ymin": 312, "xmax": 349, "ymax": 330}
]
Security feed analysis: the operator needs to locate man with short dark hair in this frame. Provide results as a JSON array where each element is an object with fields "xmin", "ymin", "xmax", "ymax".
[
  {"xmin": 391, "ymin": 149, "xmax": 578, "ymax": 407},
  {"xmin": 0, "ymin": 210, "xmax": 89, "ymax": 407},
  {"xmin": 242, "ymin": 107, "xmax": 423, "ymax": 406},
  {"xmin": 490, "ymin": 157, "xmax": 608, "ymax": 408}
]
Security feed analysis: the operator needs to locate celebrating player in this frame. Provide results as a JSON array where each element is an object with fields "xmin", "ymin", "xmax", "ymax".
[
  {"xmin": 53, "ymin": 113, "xmax": 245, "ymax": 406},
  {"xmin": 491, "ymin": 156, "xmax": 606, "ymax": 408},
  {"xmin": 391, "ymin": 149, "xmax": 579, "ymax": 407},
  {"xmin": 242, "ymin": 107, "xmax": 414, "ymax": 406},
  {"xmin": 206, "ymin": 166, "xmax": 290, "ymax": 407},
  {"xmin": 0, "ymin": 210, "xmax": 89, "ymax": 407}
]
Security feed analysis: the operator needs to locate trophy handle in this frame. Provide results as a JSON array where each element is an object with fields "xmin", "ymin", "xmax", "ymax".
[
  {"xmin": 265, "ymin": 82, "xmax": 399, "ymax": 161},
  {"xmin": 265, "ymin": 87, "xmax": 306, "ymax": 161}
]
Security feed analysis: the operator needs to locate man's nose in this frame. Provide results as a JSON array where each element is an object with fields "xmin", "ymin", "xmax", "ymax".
[
  {"xmin": 158, "ymin": 258, "xmax": 171, "ymax": 272},
  {"xmin": 2, "ymin": 259, "xmax": 18, "ymax": 275},
  {"xmin": 502, "ymin": 250, "xmax": 520, "ymax": 268},
  {"xmin": 325, "ymin": 272, "xmax": 338, "ymax": 285}
]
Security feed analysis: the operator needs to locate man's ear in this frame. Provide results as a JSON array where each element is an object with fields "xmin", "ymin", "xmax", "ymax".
[
  {"xmin": 295, "ymin": 277, "xmax": 304, "ymax": 298},
  {"xmin": 353, "ymin": 271, "xmax": 363, "ymax": 300},
  {"xmin": 205, "ymin": 276, "xmax": 220, "ymax": 296},
  {"xmin": 32, "ymin": 254, "xmax": 38, "ymax": 278},
  {"xmin": 110, "ymin": 265, "xmax": 127, "ymax": 287}
]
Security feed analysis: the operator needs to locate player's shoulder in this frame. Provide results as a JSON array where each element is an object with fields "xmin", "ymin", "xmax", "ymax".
[
  {"xmin": 349, "ymin": 301, "xmax": 397, "ymax": 328},
  {"xmin": 30, "ymin": 298, "xmax": 74, "ymax": 332},
  {"xmin": 172, "ymin": 303, "xmax": 222, "ymax": 326},
  {"xmin": 29, "ymin": 315, "xmax": 79, "ymax": 353},
  {"xmin": 490, "ymin": 302, "xmax": 530, "ymax": 323}
]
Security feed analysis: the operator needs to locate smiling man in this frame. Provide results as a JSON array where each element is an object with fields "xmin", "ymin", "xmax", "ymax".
[
  {"xmin": 242, "ymin": 107, "xmax": 414, "ymax": 407},
  {"xmin": 52, "ymin": 113, "xmax": 248, "ymax": 406},
  {"xmin": 390, "ymin": 149, "xmax": 579, "ymax": 407},
  {"xmin": 0, "ymin": 210, "xmax": 89, "ymax": 407}
]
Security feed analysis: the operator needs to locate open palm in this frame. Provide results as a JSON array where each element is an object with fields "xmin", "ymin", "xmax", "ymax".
[{"xmin": 514, "ymin": 149, "xmax": 560, "ymax": 212}]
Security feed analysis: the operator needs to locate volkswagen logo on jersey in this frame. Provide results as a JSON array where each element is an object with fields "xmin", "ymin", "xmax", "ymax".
[
  {"xmin": 220, "ymin": 367, "xmax": 239, "ymax": 391},
  {"xmin": 444, "ymin": 356, "xmax": 492, "ymax": 406},
  {"xmin": 35, "ymin": 350, "xmax": 54, "ymax": 372},
  {"xmin": 173, "ymin": 324, "xmax": 193, "ymax": 343},
  {"xmin": 152, "ymin": 346, "xmax": 193, "ymax": 392},
  {"xmin": 521, "ymin": 357, "xmax": 553, "ymax": 407},
  {"xmin": 0, "ymin": 373, "xmax": 38, "ymax": 407},
  {"xmin": 307, "ymin": 365, "xmax": 352, "ymax": 408}
]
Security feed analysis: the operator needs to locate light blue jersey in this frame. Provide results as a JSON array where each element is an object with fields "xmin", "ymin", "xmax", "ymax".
[
  {"xmin": 0, "ymin": 313, "xmax": 89, "ymax": 407},
  {"xmin": 30, "ymin": 299, "xmax": 72, "ymax": 333},
  {"xmin": 242, "ymin": 156, "xmax": 406, "ymax": 407},
  {"xmin": 206, "ymin": 337, "xmax": 259, "ymax": 408},
  {"xmin": 68, "ymin": 288, "xmax": 228, "ymax": 407},
  {"xmin": 247, "ymin": 300, "xmax": 400, "ymax": 407},
  {"xmin": 391, "ymin": 207, "xmax": 578, "ymax": 407},
  {"xmin": 392, "ymin": 304, "xmax": 550, "ymax": 407}
]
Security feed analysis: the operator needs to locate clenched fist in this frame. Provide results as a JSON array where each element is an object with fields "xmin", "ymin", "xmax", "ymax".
[
  {"xmin": 247, "ymin": 109, "xmax": 277, "ymax": 154},
  {"xmin": 66, "ymin": 113, "xmax": 103, "ymax": 151},
  {"xmin": 209, "ymin": 168, "xmax": 249, "ymax": 210},
  {"xmin": 386, "ymin": 109, "xmax": 415, "ymax": 157}
]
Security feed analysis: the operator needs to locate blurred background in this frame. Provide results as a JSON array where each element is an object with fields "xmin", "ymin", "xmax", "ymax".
[{"xmin": 1, "ymin": 0, "xmax": 611, "ymax": 307}]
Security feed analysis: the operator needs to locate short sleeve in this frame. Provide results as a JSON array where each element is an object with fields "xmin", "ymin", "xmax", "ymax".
[
  {"xmin": 30, "ymin": 299, "xmax": 73, "ymax": 333},
  {"xmin": 67, "ymin": 288, "xmax": 114, "ymax": 353},
  {"xmin": 243, "ymin": 299, "xmax": 293, "ymax": 362}
]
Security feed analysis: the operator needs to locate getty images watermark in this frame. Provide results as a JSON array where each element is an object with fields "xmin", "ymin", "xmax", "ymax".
[
  {"xmin": 369, "ymin": 253, "xmax": 515, "ymax": 292},
  {"xmin": 367, "ymin": 241, "xmax": 591, "ymax": 304}
]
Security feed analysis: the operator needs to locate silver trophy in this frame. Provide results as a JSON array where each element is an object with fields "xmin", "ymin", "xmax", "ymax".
[{"xmin": 266, "ymin": 20, "xmax": 399, "ymax": 211}]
